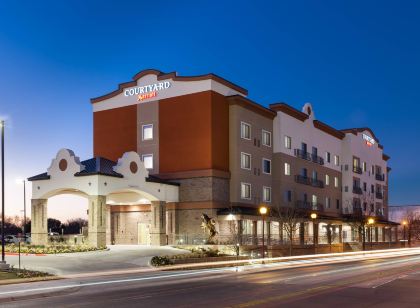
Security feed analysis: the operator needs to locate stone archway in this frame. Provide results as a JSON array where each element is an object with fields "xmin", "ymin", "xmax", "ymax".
[{"xmin": 28, "ymin": 149, "xmax": 179, "ymax": 247}]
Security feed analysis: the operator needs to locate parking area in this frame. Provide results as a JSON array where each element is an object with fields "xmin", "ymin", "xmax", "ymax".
[{"xmin": 5, "ymin": 245, "xmax": 188, "ymax": 276}]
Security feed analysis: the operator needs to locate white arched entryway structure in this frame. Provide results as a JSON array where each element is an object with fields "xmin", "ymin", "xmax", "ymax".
[{"xmin": 28, "ymin": 149, "xmax": 179, "ymax": 247}]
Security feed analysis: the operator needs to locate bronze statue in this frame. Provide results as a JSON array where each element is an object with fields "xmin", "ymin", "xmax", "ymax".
[{"xmin": 201, "ymin": 213, "xmax": 218, "ymax": 243}]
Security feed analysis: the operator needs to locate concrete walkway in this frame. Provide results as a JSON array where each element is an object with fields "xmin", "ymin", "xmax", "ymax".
[{"xmin": 5, "ymin": 245, "xmax": 188, "ymax": 275}]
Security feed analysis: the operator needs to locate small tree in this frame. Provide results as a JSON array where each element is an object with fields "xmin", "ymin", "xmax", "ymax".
[
  {"xmin": 403, "ymin": 209, "xmax": 420, "ymax": 246},
  {"xmin": 274, "ymin": 205, "xmax": 301, "ymax": 256}
]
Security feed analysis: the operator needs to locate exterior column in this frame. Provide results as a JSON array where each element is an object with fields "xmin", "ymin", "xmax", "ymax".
[
  {"xmin": 338, "ymin": 225, "xmax": 343, "ymax": 243},
  {"xmin": 299, "ymin": 222, "xmax": 305, "ymax": 245},
  {"xmin": 375, "ymin": 227, "xmax": 379, "ymax": 242},
  {"xmin": 88, "ymin": 195, "xmax": 107, "ymax": 247},
  {"xmin": 31, "ymin": 199, "xmax": 48, "ymax": 246},
  {"xmin": 313, "ymin": 222, "xmax": 319, "ymax": 246},
  {"xmin": 150, "ymin": 201, "xmax": 167, "ymax": 246},
  {"xmin": 266, "ymin": 221, "xmax": 271, "ymax": 245},
  {"xmin": 105, "ymin": 205, "xmax": 111, "ymax": 245},
  {"xmin": 252, "ymin": 221, "xmax": 257, "ymax": 245},
  {"xmin": 382, "ymin": 227, "xmax": 386, "ymax": 242},
  {"xmin": 279, "ymin": 222, "xmax": 284, "ymax": 245}
]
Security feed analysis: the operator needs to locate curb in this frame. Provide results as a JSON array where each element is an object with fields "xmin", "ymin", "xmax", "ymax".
[{"xmin": 5, "ymin": 253, "xmax": 47, "ymax": 257}]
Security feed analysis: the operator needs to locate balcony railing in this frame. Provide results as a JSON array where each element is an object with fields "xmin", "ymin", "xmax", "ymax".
[
  {"xmin": 353, "ymin": 205, "xmax": 363, "ymax": 214},
  {"xmin": 294, "ymin": 149, "xmax": 324, "ymax": 165},
  {"xmin": 352, "ymin": 186, "xmax": 363, "ymax": 195},
  {"xmin": 295, "ymin": 175, "xmax": 311, "ymax": 185},
  {"xmin": 353, "ymin": 166, "xmax": 363, "ymax": 174},
  {"xmin": 295, "ymin": 175, "xmax": 324, "ymax": 188},
  {"xmin": 376, "ymin": 192, "xmax": 383, "ymax": 199},
  {"xmin": 311, "ymin": 178, "xmax": 324, "ymax": 188},
  {"xmin": 376, "ymin": 174, "xmax": 385, "ymax": 181},
  {"xmin": 295, "ymin": 200, "xmax": 324, "ymax": 211}
]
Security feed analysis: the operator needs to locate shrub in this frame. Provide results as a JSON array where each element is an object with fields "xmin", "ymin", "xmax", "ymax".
[{"xmin": 150, "ymin": 256, "xmax": 173, "ymax": 267}]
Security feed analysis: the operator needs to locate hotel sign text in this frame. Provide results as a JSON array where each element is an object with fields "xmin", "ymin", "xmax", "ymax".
[
  {"xmin": 363, "ymin": 133, "xmax": 375, "ymax": 146},
  {"xmin": 124, "ymin": 81, "xmax": 171, "ymax": 101}
]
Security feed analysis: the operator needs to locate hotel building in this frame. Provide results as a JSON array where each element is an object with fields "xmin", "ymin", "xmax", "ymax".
[{"xmin": 28, "ymin": 69, "xmax": 395, "ymax": 248}]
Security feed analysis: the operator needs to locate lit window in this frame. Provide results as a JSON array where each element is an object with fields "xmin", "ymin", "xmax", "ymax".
[
  {"xmin": 142, "ymin": 154, "xmax": 153, "ymax": 169},
  {"xmin": 284, "ymin": 136, "xmax": 291, "ymax": 149},
  {"xmin": 334, "ymin": 155, "xmax": 340, "ymax": 166},
  {"xmin": 241, "ymin": 183, "xmax": 251, "ymax": 200},
  {"xmin": 142, "ymin": 124, "xmax": 153, "ymax": 141},
  {"xmin": 263, "ymin": 158, "xmax": 271, "ymax": 174},
  {"xmin": 263, "ymin": 186, "xmax": 271, "ymax": 202},
  {"xmin": 284, "ymin": 162, "xmax": 291, "ymax": 175},
  {"xmin": 363, "ymin": 162, "xmax": 367, "ymax": 172},
  {"xmin": 334, "ymin": 177, "xmax": 339, "ymax": 188},
  {"xmin": 241, "ymin": 152, "xmax": 251, "ymax": 170},
  {"xmin": 241, "ymin": 122, "xmax": 251, "ymax": 140},
  {"xmin": 262, "ymin": 130, "xmax": 272, "ymax": 147},
  {"xmin": 325, "ymin": 174, "xmax": 330, "ymax": 185},
  {"xmin": 312, "ymin": 195, "xmax": 317, "ymax": 205}
]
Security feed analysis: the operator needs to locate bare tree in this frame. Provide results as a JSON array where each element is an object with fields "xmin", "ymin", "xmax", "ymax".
[
  {"xmin": 403, "ymin": 209, "xmax": 420, "ymax": 246},
  {"xmin": 274, "ymin": 205, "xmax": 301, "ymax": 256},
  {"xmin": 344, "ymin": 197, "xmax": 368, "ymax": 251}
]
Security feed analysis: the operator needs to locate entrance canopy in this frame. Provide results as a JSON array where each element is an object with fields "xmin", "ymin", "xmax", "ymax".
[{"xmin": 28, "ymin": 149, "xmax": 179, "ymax": 203}]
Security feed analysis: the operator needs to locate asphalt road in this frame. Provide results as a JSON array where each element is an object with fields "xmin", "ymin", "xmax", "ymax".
[{"xmin": 1, "ymin": 253, "xmax": 420, "ymax": 307}]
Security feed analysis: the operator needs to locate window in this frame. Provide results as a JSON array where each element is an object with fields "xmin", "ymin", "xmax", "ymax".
[
  {"xmin": 326, "ymin": 197, "xmax": 331, "ymax": 209},
  {"xmin": 363, "ymin": 162, "xmax": 367, "ymax": 172},
  {"xmin": 325, "ymin": 174, "xmax": 330, "ymax": 185},
  {"xmin": 325, "ymin": 152, "xmax": 331, "ymax": 163},
  {"xmin": 312, "ymin": 194, "xmax": 317, "ymax": 205},
  {"xmin": 312, "ymin": 146, "xmax": 318, "ymax": 156},
  {"xmin": 241, "ymin": 183, "xmax": 251, "ymax": 200},
  {"xmin": 371, "ymin": 184, "xmax": 375, "ymax": 193},
  {"xmin": 371, "ymin": 165, "xmax": 375, "ymax": 175},
  {"xmin": 263, "ymin": 186, "xmax": 271, "ymax": 202},
  {"xmin": 334, "ymin": 177, "xmax": 339, "ymax": 188},
  {"xmin": 284, "ymin": 136, "xmax": 292, "ymax": 149},
  {"xmin": 312, "ymin": 170, "xmax": 318, "ymax": 180},
  {"xmin": 301, "ymin": 142, "xmax": 307, "ymax": 153},
  {"xmin": 241, "ymin": 122, "xmax": 251, "ymax": 140},
  {"xmin": 334, "ymin": 155, "xmax": 340, "ymax": 166},
  {"xmin": 344, "ymin": 186, "xmax": 348, "ymax": 192},
  {"xmin": 363, "ymin": 182, "xmax": 367, "ymax": 192},
  {"xmin": 336, "ymin": 199, "xmax": 340, "ymax": 209},
  {"xmin": 241, "ymin": 152, "xmax": 251, "ymax": 170},
  {"xmin": 262, "ymin": 130, "xmax": 272, "ymax": 147},
  {"xmin": 301, "ymin": 168, "xmax": 308, "ymax": 177},
  {"xmin": 284, "ymin": 190, "xmax": 292, "ymax": 202},
  {"xmin": 284, "ymin": 162, "xmax": 291, "ymax": 175},
  {"xmin": 142, "ymin": 124, "xmax": 153, "ymax": 140},
  {"xmin": 142, "ymin": 154, "xmax": 153, "ymax": 169},
  {"xmin": 263, "ymin": 158, "xmax": 271, "ymax": 174}
]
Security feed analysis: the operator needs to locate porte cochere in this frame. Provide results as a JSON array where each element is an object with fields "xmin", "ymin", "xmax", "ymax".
[{"xmin": 28, "ymin": 149, "xmax": 179, "ymax": 247}]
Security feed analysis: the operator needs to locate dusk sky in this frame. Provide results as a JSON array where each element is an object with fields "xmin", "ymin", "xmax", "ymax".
[{"xmin": 1, "ymin": 0, "xmax": 420, "ymax": 221}]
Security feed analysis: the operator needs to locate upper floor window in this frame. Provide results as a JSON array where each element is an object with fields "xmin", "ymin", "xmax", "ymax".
[
  {"xmin": 334, "ymin": 177, "xmax": 339, "ymax": 188},
  {"xmin": 325, "ymin": 152, "xmax": 331, "ymax": 163},
  {"xmin": 325, "ymin": 174, "xmax": 330, "ymax": 185},
  {"xmin": 284, "ymin": 162, "xmax": 291, "ymax": 176},
  {"xmin": 142, "ymin": 154, "xmax": 153, "ymax": 169},
  {"xmin": 241, "ymin": 182, "xmax": 251, "ymax": 200},
  {"xmin": 142, "ymin": 124, "xmax": 153, "ymax": 141},
  {"xmin": 262, "ymin": 130, "xmax": 272, "ymax": 147},
  {"xmin": 284, "ymin": 136, "xmax": 291, "ymax": 149},
  {"xmin": 241, "ymin": 122, "xmax": 251, "ymax": 140},
  {"xmin": 363, "ymin": 162, "xmax": 367, "ymax": 172},
  {"xmin": 326, "ymin": 197, "xmax": 331, "ymax": 208},
  {"xmin": 334, "ymin": 155, "xmax": 340, "ymax": 166},
  {"xmin": 241, "ymin": 152, "xmax": 251, "ymax": 170},
  {"xmin": 263, "ymin": 186, "xmax": 272, "ymax": 203},
  {"xmin": 263, "ymin": 158, "xmax": 271, "ymax": 174},
  {"xmin": 284, "ymin": 190, "xmax": 292, "ymax": 202}
]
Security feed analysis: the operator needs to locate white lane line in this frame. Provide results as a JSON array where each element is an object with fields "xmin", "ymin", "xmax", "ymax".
[{"xmin": 0, "ymin": 268, "xmax": 231, "ymax": 296}]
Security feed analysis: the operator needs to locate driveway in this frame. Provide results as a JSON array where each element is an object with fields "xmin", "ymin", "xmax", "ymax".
[{"xmin": 5, "ymin": 245, "xmax": 188, "ymax": 276}]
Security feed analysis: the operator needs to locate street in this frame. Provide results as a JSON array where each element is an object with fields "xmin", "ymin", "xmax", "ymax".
[{"xmin": 0, "ymin": 251, "xmax": 419, "ymax": 307}]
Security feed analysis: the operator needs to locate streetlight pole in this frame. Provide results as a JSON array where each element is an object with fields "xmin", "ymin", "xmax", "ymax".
[
  {"xmin": 259, "ymin": 205, "xmax": 268, "ymax": 260},
  {"xmin": 367, "ymin": 218, "xmax": 374, "ymax": 250},
  {"xmin": 1, "ymin": 120, "xmax": 5, "ymax": 262},
  {"xmin": 402, "ymin": 221, "xmax": 407, "ymax": 248},
  {"xmin": 310, "ymin": 213, "xmax": 317, "ymax": 254}
]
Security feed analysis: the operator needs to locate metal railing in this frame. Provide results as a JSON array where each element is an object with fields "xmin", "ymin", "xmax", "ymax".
[
  {"xmin": 353, "ymin": 166, "xmax": 363, "ymax": 174},
  {"xmin": 295, "ymin": 175, "xmax": 324, "ymax": 188},
  {"xmin": 311, "ymin": 178, "xmax": 324, "ymax": 188},
  {"xmin": 376, "ymin": 192, "xmax": 383, "ymax": 199},
  {"xmin": 376, "ymin": 173, "xmax": 385, "ymax": 181},
  {"xmin": 352, "ymin": 186, "xmax": 363, "ymax": 195},
  {"xmin": 294, "ymin": 149, "xmax": 324, "ymax": 165},
  {"xmin": 295, "ymin": 200, "xmax": 324, "ymax": 211}
]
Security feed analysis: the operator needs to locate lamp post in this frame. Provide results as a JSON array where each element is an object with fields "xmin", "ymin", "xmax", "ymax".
[
  {"xmin": 259, "ymin": 205, "xmax": 268, "ymax": 259},
  {"xmin": 368, "ymin": 218, "xmax": 374, "ymax": 250},
  {"xmin": 16, "ymin": 179, "xmax": 27, "ymax": 236},
  {"xmin": 310, "ymin": 213, "xmax": 317, "ymax": 254},
  {"xmin": 402, "ymin": 220, "xmax": 407, "ymax": 247},
  {"xmin": 1, "ymin": 120, "xmax": 5, "ymax": 262}
]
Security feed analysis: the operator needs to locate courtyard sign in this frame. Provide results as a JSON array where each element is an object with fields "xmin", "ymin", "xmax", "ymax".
[
  {"xmin": 363, "ymin": 133, "xmax": 375, "ymax": 146},
  {"xmin": 124, "ymin": 81, "xmax": 171, "ymax": 101}
]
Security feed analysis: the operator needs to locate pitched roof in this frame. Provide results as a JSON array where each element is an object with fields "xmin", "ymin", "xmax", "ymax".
[{"xmin": 75, "ymin": 157, "xmax": 123, "ymax": 178}]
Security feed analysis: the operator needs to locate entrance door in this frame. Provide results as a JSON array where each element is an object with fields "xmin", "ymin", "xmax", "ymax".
[{"xmin": 137, "ymin": 223, "xmax": 150, "ymax": 245}]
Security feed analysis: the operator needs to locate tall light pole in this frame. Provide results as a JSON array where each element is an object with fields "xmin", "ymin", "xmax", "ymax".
[
  {"xmin": 368, "ymin": 218, "xmax": 374, "ymax": 250},
  {"xmin": 1, "ymin": 120, "xmax": 5, "ymax": 262},
  {"xmin": 402, "ymin": 220, "xmax": 407, "ymax": 248},
  {"xmin": 259, "ymin": 205, "xmax": 268, "ymax": 259},
  {"xmin": 310, "ymin": 213, "xmax": 317, "ymax": 254}
]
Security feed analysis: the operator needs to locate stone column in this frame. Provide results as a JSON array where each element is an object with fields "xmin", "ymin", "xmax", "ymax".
[
  {"xmin": 88, "ymin": 195, "xmax": 107, "ymax": 247},
  {"xmin": 382, "ymin": 227, "xmax": 386, "ymax": 242},
  {"xmin": 338, "ymin": 225, "xmax": 343, "ymax": 243},
  {"xmin": 105, "ymin": 205, "xmax": 111, "ymax": 245},
  {"xmin": 150, "ymin": 201, "xmax": 167, "ymax": 246},
  {"xmin": 31, "ymin": 199, "xmax": 48, "ymax": 246},
  {"xmin": 375, "ymin": 227, "xmax": 379, "ymax": 242}
]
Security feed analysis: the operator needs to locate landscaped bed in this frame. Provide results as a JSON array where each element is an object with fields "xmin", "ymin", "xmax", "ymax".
[
  {"xmin": 0, "ymin": 267, "xmax": 56, "ymax": 285},
  {"xmin": 2, "ymin": 244, "xmax": 107, "ymax": 254}
]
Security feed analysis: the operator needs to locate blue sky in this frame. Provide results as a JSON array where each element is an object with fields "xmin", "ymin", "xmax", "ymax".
[{"xmin": 1, "ymin": 0, "xmax": 419, "ymax": 219}]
